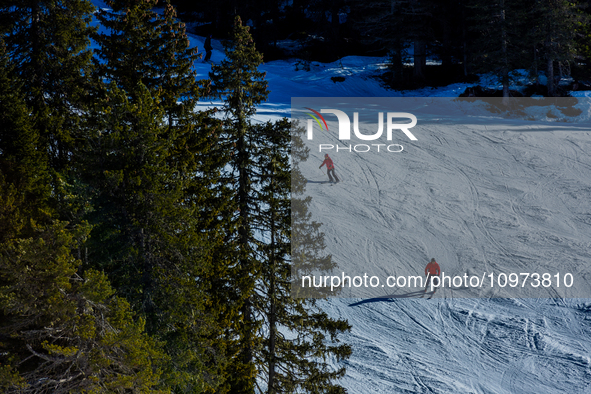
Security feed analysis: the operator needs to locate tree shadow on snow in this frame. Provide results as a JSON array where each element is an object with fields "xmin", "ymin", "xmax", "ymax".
[{"xmin": 348, "ymin": 290, "xmax": 428, "ymax": 307}]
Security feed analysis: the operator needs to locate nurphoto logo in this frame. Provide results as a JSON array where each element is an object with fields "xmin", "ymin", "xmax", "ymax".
[{"xmin": 304, "ymin": 108, "xmax": 418, "ymax": 153}]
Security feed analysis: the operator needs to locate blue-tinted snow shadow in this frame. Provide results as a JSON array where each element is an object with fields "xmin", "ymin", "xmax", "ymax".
[{"xmin": 348, "ymin": 290, "xmax": 429, "ymax": 306}]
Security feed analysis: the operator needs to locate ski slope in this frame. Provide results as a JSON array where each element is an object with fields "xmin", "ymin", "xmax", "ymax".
[
  {"xmin": 88, "ymin": 3, "xmax": 591, "ymax": 390},
  {"xmin": 189, "ymin": 32, "xmax": 591, "ymax": 394},
  {"xmin": 290, "ymin": 95, "xmax": 591, "ymax": 392},
  {"xmin": 296, "ymin": 97, "xmax": 591, "ymax": 300}
]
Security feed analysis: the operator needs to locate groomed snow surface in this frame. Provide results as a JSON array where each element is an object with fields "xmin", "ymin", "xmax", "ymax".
[
  {"xmin": 87, "ymin": 5, "xmax": 591, "ymax": 389},
  {"xmin": 192, "ymin": 35, "xmax": 591, "ymax": 394},
  {"xmin": 294, "ymin": 97, "xmax": 591, "ymax": 393}
]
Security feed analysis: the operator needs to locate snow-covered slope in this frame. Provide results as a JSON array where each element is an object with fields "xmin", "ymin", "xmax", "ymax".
[
  {"xmin": 296, "ymin": 97, "xmax": 591, "ymax": 299},
  {"xmin": 88, "ymin": 3, "xmax": 591, "ymax": 390},
  {"xmin": 290, "ymin": 95, "xmax": 591, "ymax": 392},
  {"xmin": 190, "ymin": 34, "xmax": 591, "ymax": 394},
  {"xmin": 325, "ymin": 297, "xmax": 591, "ymax": 393}
]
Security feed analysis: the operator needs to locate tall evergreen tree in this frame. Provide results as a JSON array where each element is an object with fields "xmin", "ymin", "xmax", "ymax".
[
  {"xmin": 468, "ymin": 0, "xmax": 529, "ymax": 99},
  {"xmin": 254, "ymin": 120, "xmax": 352, "ymax": 394},
  {"xmin": 209, "ymin": 18, "xmax": 351, "ymax": 393},
  {"xmin": 93, "ymin": 0, "xmax": 204, "ymax": 124},
  {"xmin": 0, "ymin": 0, "xmax": 95, "ymax": 173},
  {"xmin": 0, "ymin": 48, "xmax": 168, "ymax": 394},
  {"xmin": 347, "ymin": 0, "xmax": 458, "ymax": 84},
  {"xmin": 289, "ymin": 125, "xmax": 338, "ymax": 301},
  {"xmin": 93, "ymin": 0, "xmax": 228, "ymax": 248},
  {"xmin": 91, "ymin": 1, "xmax": 231, "ymax": 390},
  {"xmin": 530, "ymin": 0, "xmax": 587, "ymax": 96},
  {"xmin": 207, "ymin": 16, "xmax": 269, "ymax": 393},
  {"xmin": 0, "ymin": 42, "xmax": 50, "ymax": 226},
  {"xmin": 78, "ymin": 82, "xmax": 226, "ymax": 392}
]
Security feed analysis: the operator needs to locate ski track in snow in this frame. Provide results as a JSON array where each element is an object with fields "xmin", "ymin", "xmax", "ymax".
[
  {"xmin": 333, "ymin": 297, "xmax": 591, "ymax": 393},
  {"xmin": 297, "ymin": 102, "xmax": 591, "ymax": 392},
  {"xmin": 88, "ymin": 3, "xmax": 591, "ymax": 390}
]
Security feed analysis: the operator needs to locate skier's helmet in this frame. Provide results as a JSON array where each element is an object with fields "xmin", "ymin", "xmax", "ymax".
[
  {"xmin": 431, "ymin": 258, "xmax": 436, "ymax": 263},
  {"xmin": 325, "ymin": 154, "xmax": 329, "ymax": 158}
]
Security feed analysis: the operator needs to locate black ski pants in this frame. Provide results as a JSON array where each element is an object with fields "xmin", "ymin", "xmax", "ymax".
[{"xmin": 327, "ymin": 168, "xmax": 339, "ymax": 183}]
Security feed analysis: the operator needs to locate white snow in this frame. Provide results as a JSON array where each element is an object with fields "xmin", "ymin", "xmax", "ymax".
[{"xmin": 272, "ymin": 66, "xmax": 591, "ymax": 392}]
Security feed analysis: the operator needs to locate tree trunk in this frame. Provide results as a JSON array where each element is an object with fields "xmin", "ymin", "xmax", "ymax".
[
  {"xmin": 533, "ymin": 45, "xmax": 539, "ymax": 85},
  {"xmin": 462, "ymin": 5, "xmax": 468, "ymax": 77},
  {"xmin": 413, "ymin": 39, "xmax": 426, "ymax": 81},
  {"xmin": 31, "ymin": 1, "xmax": 42, "ymax": 98},
  {"xmin": 441, "ymin": 17, "xmax": 452, "ymax": 70},
  {"xmin": 140, "ymin": 227, "xmax": 153, "ymax": 318},
  {"xmin": 500, "ymin": 0, "xmax": 509, "ymax": 104},
  {"xmin": 237, "ymin": 100, "xmax": 255, "ymax": 393},
  {"xmin": 547, "ymin": 57, "xmax": 555, "ymax": 97},
  {"xmin": 331, "ymin": 0, "xmax": 340, "ymax": 39},
  {"xmin": 390, "ymin": 38, "xmax": 404, "ymax": 83},
  {"xmin": 329, "ymin": 0, "xmax": 342, "ymax": 60},
  {"xmin": 267, "ymin": 173, "xmax": 277, "ymax": 394}
]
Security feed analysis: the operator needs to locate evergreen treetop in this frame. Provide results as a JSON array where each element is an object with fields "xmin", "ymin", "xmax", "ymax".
[{"xmin": 209, "ymin": 16, "xmax": 269, "ymax": 122}]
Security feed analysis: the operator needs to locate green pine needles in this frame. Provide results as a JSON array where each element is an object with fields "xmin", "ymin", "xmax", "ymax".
[
  {"xmin": 1, "ymin": 3, "xmax": 351, "ymax": 394},
  {"xmin": 208, "ymin": 17, "xmax": 351, "ymax": 394}
]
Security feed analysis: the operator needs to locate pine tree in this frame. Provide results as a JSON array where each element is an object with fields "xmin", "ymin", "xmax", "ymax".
[
  {"xmin": 347, "ymin": 0, "xmax": 459, "ymax": 85},
  {"xmin": 209, "ymin": 19, "xmax": 351, "ymax": 393},
  {"xmin": 93, "ymin": 0, "xmax": 204, "ymax": 125},
  {"xmin": 0, "ymin": 48, "xmax": 168, "ymax": 393},
  {"xmin": 207, "ymin": 16, "xmax": 269, "ymax": 393},
  {"xmin": 468, "ymin": 0, "xmax": 530, "ymax": 100},
  {"xmin": 254, "ymin": 120, "xmax": 352, "ymax": 394},
  {"xmin": 0, "ymin": 222, "xmax": 170, "ymax": 394},
  {"xmin": 530, "ymin": 0, "xmax": 587, "ymax": 96},
  {"xmin": 92, "ymin": 0, "xmax": 228, "ymax": 264},
  {"xmin": 0, "ymin": 223, "xmax": 171, "ymax": 394},
  {"xmin": 0, "ymin": 0, "xmax": 95, "ymax": 172},
  {"xmin": 289, "ymin": 124, "xmax": 337, "ymax": 300},
  {"xmin": 575, "ymin": 2, "xmax": 591, "ymax": 80},
  {"xmin": 0, "ymin": 42, "xmax": 51, "ymax": 228},
  {"xmin": 78, "ymin": 82, "xmax": 226, "ymax": 392},
  {"xmin": 91, "ymin": 1, "xmax": 231, "ymax": 390}
]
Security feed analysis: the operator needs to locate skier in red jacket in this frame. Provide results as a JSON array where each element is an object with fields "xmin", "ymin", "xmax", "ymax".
[
  {"xmin": 424, "ymin": 258, "xmax": 440, "ymax": 293},
  {"xmin": 319, "ymin": 154, "xmax": 340, "ymax": 183}
]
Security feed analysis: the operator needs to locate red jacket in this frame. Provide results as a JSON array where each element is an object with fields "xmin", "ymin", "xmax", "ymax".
[
  {"xmin": 425, "ymin": 260, "xmax": 440, "ymax": 276},
  {"xmin": 320, "ymin": 157, "xmax": 335, "ymax": 170}
]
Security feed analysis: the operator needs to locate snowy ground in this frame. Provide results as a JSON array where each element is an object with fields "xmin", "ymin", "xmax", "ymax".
[
  {"xmin": 258, "ymin": 58, "xmax": 591, "ymax": 392},
  {"xmin": 295, "ymin": 97, "xmax": 591, "ymax": 300},
  {"xmin": 188, "ymin": 30, "xmax": 591, "ymax": 394},
  {"xmin": 89, "ymin": 4, "xmax": 591, "ymax": 391},
  {"xmin": 290, "ymin": 97, "xmax": 591, "ymax": 393}
]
